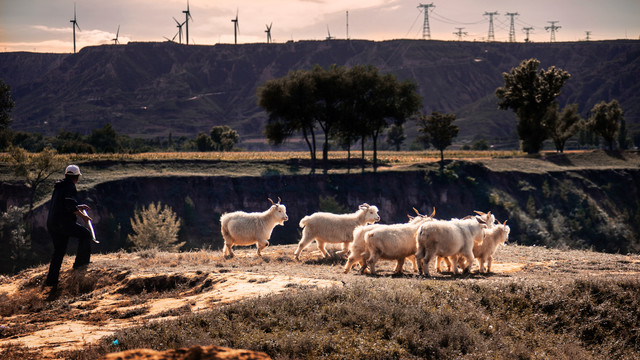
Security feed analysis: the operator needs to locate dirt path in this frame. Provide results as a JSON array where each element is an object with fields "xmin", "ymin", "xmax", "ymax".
[{"xmin": 1, "ymin": 244, "xmax": 639, "ymax": 358}]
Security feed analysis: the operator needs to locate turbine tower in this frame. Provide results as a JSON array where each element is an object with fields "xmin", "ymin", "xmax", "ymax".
[
  {"xmin": 70, "ymin": 3, "xmax": 80, "ymax": 53},
  {"xmin": 522, "ymin": 27, "xmax": 534, "ymax": 42},
  {"xmin": 346, "ymin": 11, "xmax": 349, "ymax": 40},
  {"xmin": 182, "ymin": 0, "xmax": 193, "ymax": 45},
  {"xmin": 265, "ymin": 23, "xmax": 272, "ymax": 43},
  {"xmin": 231, "ymin": 10, "xmax": 239, "ymax": 44},
  {"xmin": 506, "ymin": 12, "xmax": 519, "ymax": 42},
  {"xmin": 173, "ymin": 17, "xmax": 185, "ymax": 44},
  {"xmin": 484, "ymin": 11, "xmax": 498, "ymax": 42},
  {"xmin": 585, "ymin": 31, "xmax": 592, "ymax": 41},
  {"xmin": 417, "ymin": 3, "xmax": 435, "ymax": 40},
  {"xmin": 112, "ymin": 25, "xmax": 120, "ymax": 45},
  {"xmin": 545, "ymin": 21, "xmax": 561, "ymax": 42},
  {"xmin": 453, "ymin": 27, "xmax": 467, "ymax": 41}
]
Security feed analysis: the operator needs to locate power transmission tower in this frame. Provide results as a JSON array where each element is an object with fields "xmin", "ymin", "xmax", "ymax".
[
  {"xmin": 506, "ymin": 12, "xmax": 519, "ymax": 42},
  {"xmin": 484, "ymin": 11, "xmax": 499, "ymax": 42},
  {"xmin": 545, "ymin": 21, "xmax": 561, "ymax": 42},
  {"xmin": 453, "ymin": 27, "xmax": 467, "ymax": 41},
  {"xmin": 522, "ymin": 27, "xmax": 534, "ymax": 42},
  {"xmin": 585, "ymin": 31, "xmax": 591, "ymax": 41},
  {"xmin": 417, "ymin": 3, "xmax": 435, "ymax": 40}
]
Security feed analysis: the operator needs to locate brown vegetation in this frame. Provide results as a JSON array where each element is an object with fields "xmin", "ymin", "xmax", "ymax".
[{"xmin": 0, "ymin": 243, "xmax": 639, "ymax": 359}]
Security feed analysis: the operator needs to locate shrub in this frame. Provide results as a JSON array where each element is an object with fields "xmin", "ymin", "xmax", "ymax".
[{"xmin": 128, "ymin": 202, "xmax": 184, "ymax": 251}]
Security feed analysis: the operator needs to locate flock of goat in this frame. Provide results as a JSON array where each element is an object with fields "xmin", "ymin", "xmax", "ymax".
[{"xmin": 220, "ymin": 198, "xmax": 511, "ymax": 276}]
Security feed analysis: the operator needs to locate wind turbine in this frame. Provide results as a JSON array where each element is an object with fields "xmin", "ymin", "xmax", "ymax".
[
  {"xmin": 182, "ymin": 0, "xmax": 193, "ymax": 45},
  {"xmin": 231, "ymin": 9, "xmax": 239, "ymax": 44},
  {"xmin": 325, "ymin": 25, "xmax": 334, "ymax": 41},
  {"xmin": 70, "ymin": 3, "xmax": 80, "ymax": 53},
  {"xmin": 173, "ymin": 17, "xmax": 185, "ymax": 44},
  {"xmin": 112, "ymin": 25, "xmax": 120, "ymax": 45},
  {"xmin": 265, "ymin": 22, "xmax": 272, "ymax": 43}
]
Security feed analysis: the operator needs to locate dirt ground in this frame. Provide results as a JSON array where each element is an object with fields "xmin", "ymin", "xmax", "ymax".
[{"xmin": 1, "ymin": 243, "xmax": 639, "ymax": 359}]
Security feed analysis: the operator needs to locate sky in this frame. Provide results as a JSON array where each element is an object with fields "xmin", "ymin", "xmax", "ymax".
[{"xmin": 1, "ymin": 0, "xmax": 639, "ymax": 53}]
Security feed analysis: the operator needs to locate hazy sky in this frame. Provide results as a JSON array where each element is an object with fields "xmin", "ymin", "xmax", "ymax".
[{"xmin": 1, "ymin": 0, "xmax": 639, "ymax": 53}]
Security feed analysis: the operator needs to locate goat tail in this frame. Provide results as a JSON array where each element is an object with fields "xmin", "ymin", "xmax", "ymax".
[{"xmin": 299, "ymin": 215, "xmax": 310, "ymax": 228}]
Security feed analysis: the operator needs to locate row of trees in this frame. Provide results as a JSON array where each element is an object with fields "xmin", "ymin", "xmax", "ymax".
[
  {"xmin": 496, "ymin": 58, "xmax": 629, "ymax": 153},
  {"xmin": 258, "ymin": 64, "xmax": 422, "ymax": 172}
]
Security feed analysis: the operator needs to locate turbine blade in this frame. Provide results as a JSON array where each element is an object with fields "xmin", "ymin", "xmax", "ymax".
[
  {"xmin": 116, "ymin": 25, "xmax": 120, "ymax": 38},
  {"xmin": 173, "ymin": 17, "xmax": 180, "ymax": 25}
]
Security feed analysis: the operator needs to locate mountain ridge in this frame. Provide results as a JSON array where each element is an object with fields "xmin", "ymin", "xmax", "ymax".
[{"xmin": 1, "ymin": 39, "xmax": 638, "ymax": 148}]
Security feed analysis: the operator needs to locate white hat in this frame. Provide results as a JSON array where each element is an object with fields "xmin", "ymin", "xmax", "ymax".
[{"xmin": 65, "ymin": 165, "xmax": 82, "ymax": 176}]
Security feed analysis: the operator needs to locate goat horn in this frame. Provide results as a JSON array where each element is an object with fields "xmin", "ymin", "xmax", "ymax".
[
  {"xmin": 277, "ymin": 197, "xmax": 281, "ymax": 204},
  {"xmin": 430, "ymin": 207, "xmax": 436, "ymax": 218},
  {"xmin": 503, "ymin": 220, "xmax": 508, "ymax": 225},
  {"xmin": 268, "ymin": 198, "xmax": 275, "ymax": 205},
  {"xmin": 474, "ymin": 210, "xmax": 486, "ymax": 216},
  {"xmin": 413, "ymin": 207, "xmax": 422, "ymax": 216}
]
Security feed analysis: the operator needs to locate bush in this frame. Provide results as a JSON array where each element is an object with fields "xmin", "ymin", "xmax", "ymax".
[
  {"xmin": 128, "ymin": 202, "xmax": 184, "ymax": 251},
  {"xmin": 0, "ymin": 206, "xmax": 31, "ymax": 274}
]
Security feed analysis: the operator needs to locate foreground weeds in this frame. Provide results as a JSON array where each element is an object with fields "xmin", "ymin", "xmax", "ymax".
[{"xmin": 64, "ymin": 276, "xmax": 639, "ymax": 360}]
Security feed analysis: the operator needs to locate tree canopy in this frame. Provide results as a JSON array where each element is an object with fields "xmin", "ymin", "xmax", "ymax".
[
  {"xmin": 496, "ymin": 58, "xmax": 570, "ymax": 154},
  {"xmin": 588, "ymin": 100, "xmax": 624, "ymax": 151},
  {"xmin": 417, "ymin": 112, "xmax": 459, "ymax": 163},
  {"xmin": 258, "ymin": 64, "xmax": 421, "ymax": 172}
]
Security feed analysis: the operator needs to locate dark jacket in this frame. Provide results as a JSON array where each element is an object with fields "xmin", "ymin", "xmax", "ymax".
[{"xmin": 47, "ymin": 178, "xmax": 80, "ymax": 232}]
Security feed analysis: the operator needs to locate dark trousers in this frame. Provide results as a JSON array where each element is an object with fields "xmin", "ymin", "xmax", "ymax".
[{"xmin": 45, "ymin": 223, "xmax": 92, "ymax": 286}]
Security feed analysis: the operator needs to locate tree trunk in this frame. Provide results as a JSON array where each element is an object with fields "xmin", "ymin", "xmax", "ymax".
[
  {"xmin": 361, "ymin": 136, "xmax": 366, "ymax": 173},
  {"xmin": 373, "ymin": 133, "xmax": 378, "ymax": 173}
]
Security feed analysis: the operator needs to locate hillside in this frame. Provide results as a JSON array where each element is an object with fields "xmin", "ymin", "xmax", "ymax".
[
  {"xmin": 0, "ymin": 244, "xmax": 639, "ymax": 359},
  {"xmin": 1, "ymin": 40, "xmax": 639, "ymax": 148}
]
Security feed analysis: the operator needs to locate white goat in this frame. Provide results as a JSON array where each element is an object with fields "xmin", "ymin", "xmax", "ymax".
[
  {"xmin": 360, "ymin": 208, "xmax": 436, "ymax": 276},
  {"xmin": 344, "ymin": 208, "xmax": 434, "ymax": 274},
  {"xmin": 220, "ymin": 198, "xmax": 288, "ymax": 258},
  {"xmin": 457, "ymin": 220, "xmax": 510, "ymax": 273},
  {"xmin": 294, "ymin": 203, "xmax": 380, "ymax": 261},
  {"xmin": 435, "ymin": 211, "xmax": 496, "ymax": 273},
  {"xmin": 415, "ymin": 217, "xmax": 486, "ymax": 277}
]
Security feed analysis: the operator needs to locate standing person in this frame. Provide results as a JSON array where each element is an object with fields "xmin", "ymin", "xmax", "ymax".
[{"xmin": 44, "ymin": 164, "xmax": 93, "ymax": 288}]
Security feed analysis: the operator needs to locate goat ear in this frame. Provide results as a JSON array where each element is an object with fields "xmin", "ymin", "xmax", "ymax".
[
  {"xmin": 430, "ymin": 207, "xmax": 436, "ymax": 218},
  {"xmin": 408, "ymin": 215, "xmax": 414, "ymax": 220},
  {"xmin": 475, "ymin": 215, "xmax": 487, "ymax": 224}
]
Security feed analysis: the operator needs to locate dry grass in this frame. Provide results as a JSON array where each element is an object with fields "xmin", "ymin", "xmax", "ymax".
[{"xmin": 0, "ymin": 244, "xmax": 639, "ymax": 359}]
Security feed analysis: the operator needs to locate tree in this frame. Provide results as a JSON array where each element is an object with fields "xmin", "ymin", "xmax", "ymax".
[
  {"xmin": 10, "ymin": 147, "xmax": 65, "ymax": 217},
  {"xmin": 88, "ymin": 123, "xmax": 119, "ymax": 153},
  {"xmin": 618, "ymin": 117, "xmax": 631, "ymax": 150},
  {"xmin": 587, "ymin": 100, "xmax": 624, "ymax": 151},
  {"xmin": 386, "ymin": 123, "xmax": 406, "ymax": 151},
  {"xmin": 543, "ymin": 103, "xmax": 584, "ymax": 153},
  {"xmin": 210, "ymin": 125, "xmax": 239, "ymax": 151},
  {"xmin": 0, "ymin": 80, "xmax": 14, "ymax": 151},
  {"xmin": 128, "ymin": 202, "xmax": 183, "ymax": 251},
  {"xmin": 417, "ymin": 112, "xmax": 459, "ymax": 164},
  {"xmin": 496, "ymin": 58, "xmax": 571, "ymax": 154},
  {"xmin": 346, "ymin": 65, "xmax": 421, "ymax": 171},
  {"xmin": 195, "ymin": 132, "xmax": 214, "ymax": 151},
  {"xmin": 259, "ymin": 70, "xmax": 319, "ymax": 172}
]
